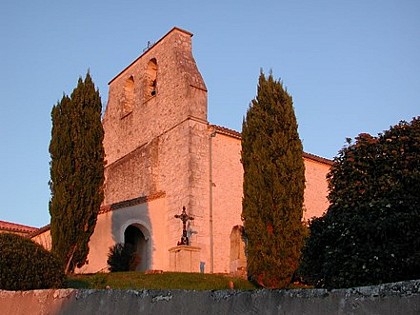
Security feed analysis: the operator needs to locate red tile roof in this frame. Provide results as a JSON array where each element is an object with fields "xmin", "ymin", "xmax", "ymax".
[
  {"xmin": 212, "ymin": 125, "xmax": 241, "ymax": 139},
  {"xmin": 0, "ymin": 220, "xmax": 38, "ymax": 235}
]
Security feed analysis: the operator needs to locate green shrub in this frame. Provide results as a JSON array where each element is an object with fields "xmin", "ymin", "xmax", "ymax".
[
  {"xmin": 0, "ymin": 233, "xmax": 64, "ymax": 290},
  {"xmin": 299, "ymin": 117, "xmax": 420, "ymax": 288},
  {"xmin": 107, "ymin": 243, "xmax": 136, "ymax": 272}
]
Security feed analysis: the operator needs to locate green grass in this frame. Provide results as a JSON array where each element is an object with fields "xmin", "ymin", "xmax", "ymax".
[{"xmin": 66, "ymin": 272, "xmax": 257, "ymax": 291}]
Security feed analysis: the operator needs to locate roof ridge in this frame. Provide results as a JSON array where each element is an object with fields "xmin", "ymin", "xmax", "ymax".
[{"xmin": 0, "ymin": 220, "xmax": 38, "ymax": 234}]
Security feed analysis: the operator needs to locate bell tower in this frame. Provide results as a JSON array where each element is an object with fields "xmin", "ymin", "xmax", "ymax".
[
  {"xmin": 101, "ymin": 27, "xmax": 210, "ymax": 271},
  {"xmin": 102, "ymin": 27, "xmax": 207, "ymax": 166}
]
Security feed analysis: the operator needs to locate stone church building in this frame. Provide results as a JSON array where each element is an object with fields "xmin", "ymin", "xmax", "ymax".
[{"xmin": 31, "ymin": 27, "xmax": 332, "ymax": 274}]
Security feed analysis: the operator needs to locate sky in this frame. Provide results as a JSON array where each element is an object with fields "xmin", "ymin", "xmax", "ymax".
[{"xmin": 1, "ymin": 1, "xmax": 419, "ymax": 228}]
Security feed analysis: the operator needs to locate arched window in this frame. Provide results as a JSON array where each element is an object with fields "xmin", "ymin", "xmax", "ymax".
[
  {"xmin": 145, "ymin": 58, "xmax": 158, "ymax": 99},
  {"xmin": 122, "ymin": 76, "xmax": 134, "ymax": 117}
]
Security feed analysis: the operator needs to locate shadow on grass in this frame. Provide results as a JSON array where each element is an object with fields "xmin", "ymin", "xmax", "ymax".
[{"xmin": 66, "ymin": 272, "xmax": 257, "ymax": 291}]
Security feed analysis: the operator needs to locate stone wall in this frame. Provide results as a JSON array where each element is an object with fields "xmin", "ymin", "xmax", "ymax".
[
  {"xmin": 211, "ymin": 129, "xmax": 244, "ymax": 273},
  {"xmin": 76, "ymin": 195, "xmax": 168, "ymax": 273},
  {"xmin": 302, "ymin": 156, "xmax": 332, "ymax": 220},
  {"xmin": 1, "ymin": 280, "xmax": 419, "ymax": 315},
  {"xmin": 30, "ymin": 226, "xmax": 51, "ymax": 251},
  {"xmin": 102, "ymin": 27, "xmax": 207, "ymax": 166},
  {"xmin": 103, "ymin": 138, "xmax": 160, "ymax": 206},
  {"xmin": 101, "ymin": 27, "xmax": 210, "ymax": 273}
]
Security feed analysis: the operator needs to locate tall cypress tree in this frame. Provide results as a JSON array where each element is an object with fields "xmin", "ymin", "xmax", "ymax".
[
  {"xmin": 49, "ymin": 72, "xmax": 104, "ymax": 274},
  {"xmin": 241, "ymin": 71, "xmax": 305, "ymax": 288}
]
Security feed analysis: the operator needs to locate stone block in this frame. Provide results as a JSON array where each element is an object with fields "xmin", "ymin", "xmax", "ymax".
[{"xmin": 168, "ymin": 245, "xmax": 201, "ymax": 272}]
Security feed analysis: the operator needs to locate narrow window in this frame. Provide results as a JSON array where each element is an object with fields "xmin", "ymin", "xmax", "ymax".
[
  {"xmin": 145, "ymin": 58, "xmax": 158, "ymax": 99},
  {"xmin": 122, "ymin": 76, "xmax": 134, "ymax": 117}
]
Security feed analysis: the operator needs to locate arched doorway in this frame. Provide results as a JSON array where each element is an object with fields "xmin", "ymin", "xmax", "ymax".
[
  {"xmin": 124, "ymin": 225, "xmax": 148, "ymax": 271},
  {"xmin": 229, "ymin": 225, "xmax": 247, "ymax": 274}
]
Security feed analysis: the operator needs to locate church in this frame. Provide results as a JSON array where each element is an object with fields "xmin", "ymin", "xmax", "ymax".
[{"xmin": 30, "ymin": 27, "xmax": 332, "ymax": 274}]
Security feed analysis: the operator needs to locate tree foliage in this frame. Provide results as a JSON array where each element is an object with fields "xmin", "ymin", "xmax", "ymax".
[
  {"xmin": 241, "ymin": 71, "xmax": 306, "ymax": 288},
  {"xmin": 300, "ymin": 117, "xmax": 420, "ymax": 288},
  {"xmin": 49, "ymin": 72, "xmax": 105, "ymax": 274},
  {"xmin": 0, "ymin": 233, "xmax": 64, "ymax": 290}
]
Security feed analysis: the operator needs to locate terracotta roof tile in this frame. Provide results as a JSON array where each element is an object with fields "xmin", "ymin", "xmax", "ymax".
[
  {"xmin": 212, "ymin": 125, "xmax": 241, "ymax": 139},
  {"xmin": 0, "ymin": 220, "xmax": 38, "ymax": 235}
]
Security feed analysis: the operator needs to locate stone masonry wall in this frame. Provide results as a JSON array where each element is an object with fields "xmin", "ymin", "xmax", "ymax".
[
  {"xmin": 211, "ymin": 131, "xmax": 244, "ymax": 273},
  {"xmin": 102, "ymin": 27, "xmax": 206, "ymax": 166},
  {"xmin": 101, "ymin": 28, "xmax": 209, "ymax": 272},
  {"xmin": 77, "ymin": 196, "xmax": 168, "ymax": 273},
  {"xmin": 30, "ymin": 228, "xmax": 51, "ymax": 251},
  {"xmin": 155, "ymin": 118, "xmax": 210, "ymax": 253},
  {"xmin": 303, "ymin": 158, "xmax": 331, "ymax": 220},
  {"xmin": 2, "ymin": 280, "xmax": 420, "ymax": 315},
  {"xmin": 103, "ymin": 138, "xmax": 160, "ymax": 206}
]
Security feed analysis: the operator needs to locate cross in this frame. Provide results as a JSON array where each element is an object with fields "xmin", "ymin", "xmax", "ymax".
[{"xmin": 174, "ymin": 206, "xmax": 194, "ymax": 245}]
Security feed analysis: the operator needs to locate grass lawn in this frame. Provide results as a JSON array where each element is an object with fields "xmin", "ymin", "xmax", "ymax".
[{"xmin": 66, "ymin": 272, "xmax": 258, "ymax": 291}]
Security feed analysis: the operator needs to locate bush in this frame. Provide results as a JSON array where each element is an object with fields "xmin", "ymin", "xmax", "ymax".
[
  {"xmin": 0, "ymin": 233, "xmax": 64, "ymax": 290},
  {"xmin": 299, "ymin": 117, "xmax": 420, "ymax": 288},
  {"xmin": 107, "ymin": 243, "xmax": 136, "ymax": 272}
]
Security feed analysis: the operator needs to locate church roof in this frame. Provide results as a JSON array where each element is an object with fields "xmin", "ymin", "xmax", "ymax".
[
  {"xmin": 302, "ymin": 151, "xmax": 334, "ymax": 166},
  {"xmin": 213, "ymin": 125, "xmax": 242, "ymax": 139},
  {"xmin": 0, "ymin": 220, "xmax": 38, "ymax": 235},
  {"xmin": 211, "ymin": 124, "xmax": 333, "ymax": 166}
]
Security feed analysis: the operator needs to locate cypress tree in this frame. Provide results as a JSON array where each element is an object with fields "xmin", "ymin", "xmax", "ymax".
[
  {"xmin": 49, "ymin": 72, "xmax": 104, "ymax": 274},
  {"xmin": 241, "ymin": 71, "xmax": 305, "ymax": 288}
]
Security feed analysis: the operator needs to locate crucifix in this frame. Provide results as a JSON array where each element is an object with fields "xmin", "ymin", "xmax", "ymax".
[{"xmin": 174, "ymin": 206, "xmax": 194, "ymax": 245}]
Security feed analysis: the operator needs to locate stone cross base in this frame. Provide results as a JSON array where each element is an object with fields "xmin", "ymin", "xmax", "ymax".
[{"xmin": 168, "ymin": 245, "xmax": 201, "ymax": 272}]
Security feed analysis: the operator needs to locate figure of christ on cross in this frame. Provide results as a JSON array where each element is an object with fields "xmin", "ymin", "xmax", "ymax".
[{"xmin": 174, "ymin": 206, "xmax": 194, "ymax": 245}]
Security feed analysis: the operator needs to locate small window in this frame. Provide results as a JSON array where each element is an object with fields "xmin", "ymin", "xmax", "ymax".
[
  {"xmin": 122, "ymin": 76, "xmax": 134, "ymax": 116},
  {"xmin": 145, "ymin": 58, "xmax": 158, "ymax": 99}
]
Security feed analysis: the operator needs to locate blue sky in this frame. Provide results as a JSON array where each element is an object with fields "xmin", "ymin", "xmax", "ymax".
[{"xmin": 1, "ymin": 1, "xmax": 419, "ymax": 227}]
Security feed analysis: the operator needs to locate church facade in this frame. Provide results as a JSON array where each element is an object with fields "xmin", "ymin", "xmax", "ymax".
[{"xmin": 32, "ymin": 27, "xmax": 332, "ymax": 274}]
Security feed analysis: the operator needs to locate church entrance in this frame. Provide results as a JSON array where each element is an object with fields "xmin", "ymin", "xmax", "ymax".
[{"xmin": 124, "ymin": 225, "xmax": 148, "ymax": 271}]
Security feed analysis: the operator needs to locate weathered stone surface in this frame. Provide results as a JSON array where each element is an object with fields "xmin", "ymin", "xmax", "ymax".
[
  {"xmin": 168, "ymin": 245, "xmax": 201, "ymax": 272},
  {"xmin": 1, "ymin": 280, "xmax": 420, "ymax": 315}
]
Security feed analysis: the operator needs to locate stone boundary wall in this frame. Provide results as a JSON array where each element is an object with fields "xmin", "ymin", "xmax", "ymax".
[{"xmin": 1, "ymin": 280, "xmax": 419, "ymax": 314}]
